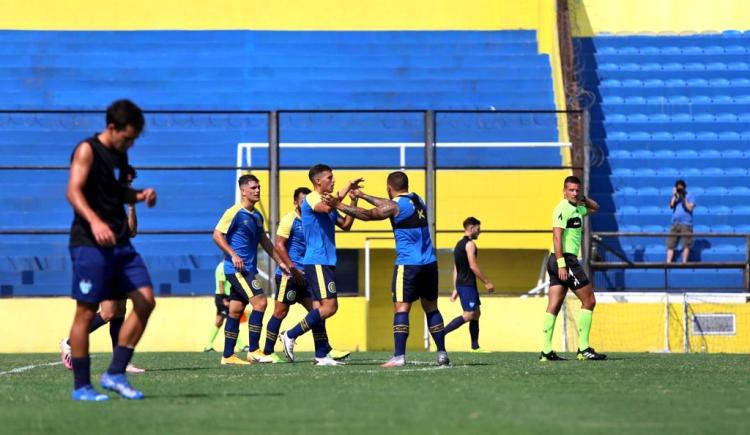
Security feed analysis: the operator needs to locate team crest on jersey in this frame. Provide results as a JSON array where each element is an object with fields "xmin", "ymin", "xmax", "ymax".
[
  {"xmin": 243, "ymin": 219, "xmax": 250, "ymax": 226},
  {"xmin": 113, "ymin": 167, "xmax": 121, "ymax": 181},
  {"xmin": 252, "ymin": 279, "xmax": 262, "ymax": 290},
  {"xmin": 286, "ymin": 290, "xmax": 297, "ymax": 301},
  {"xmin": 79, "ymin": 280, "xmax": 93, "ymax": 295},
  {"xmin": 327, "ymin": 281, "xmax": 337, "ymax": 294}
]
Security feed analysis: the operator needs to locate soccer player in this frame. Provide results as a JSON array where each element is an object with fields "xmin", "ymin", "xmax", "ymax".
[
  {"xmin": 444, "ymin": 217, "xmax": 494, "ymax": 351},
  {"xmin": 213, "ymin": 174, "xmax": 290, "ymax": 365},
  {"xmin": 66, "ymin": 100, "xmax": 157, "ymax": 401},
  {"xmin": 540, "ymin": 175, "xmax": 606, "ymax": 362},
  {"xmin": 260, "ymin": 187, "xmax": 350, "ymax": 363},
  {"xmin": 60, "ymin": 165, "xmax": 145, "ymax": 374},
  {"xmin": 324, "ymin": 171, "xmax": 450, "ymax": 367},
  {"xmin": 60, "ymin": 165, "xmax": 146, "ymax": 374},
  {"xmin": 278, "ymin": 164, "xmax": 359, "ymax": 366}
]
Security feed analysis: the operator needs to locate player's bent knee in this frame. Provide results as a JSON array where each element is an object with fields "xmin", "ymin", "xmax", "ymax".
[
  {"xmin": 273, "ymin": 304, "xmax": 289, "ymax": 319},
  {"xmin": 251, "ymin": 296, "xmax": 267, "ymax": 312}
]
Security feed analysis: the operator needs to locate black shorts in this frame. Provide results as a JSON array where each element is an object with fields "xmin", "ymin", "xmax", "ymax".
[
  {"xmin": 214, "ymin": 294, "xmax": 229, "ymax": 317},
  {"xmin": 275, "ymin": 274, "xmax": 310, "ymax": 305},
  {"xmin": 304, "ymin": 265, "xmax": 337, "ymax": 300},
  {"xmin": 547, "ymin": 253, "xmax": 590, "ymax": 291},
  {"xmin": 391, "ymin": 262, "xmax": 439, "ymax": 303},
  {"xmin": 225, "ymin": 270, "xmax": 265, "ymax": 305}
]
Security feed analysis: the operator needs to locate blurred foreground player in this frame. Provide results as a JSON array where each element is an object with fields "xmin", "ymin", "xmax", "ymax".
[{"xmin": 66, "ymin": 100, "xmax": 157, "ymax": 400}]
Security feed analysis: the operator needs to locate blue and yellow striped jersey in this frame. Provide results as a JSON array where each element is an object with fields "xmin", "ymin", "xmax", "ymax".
[
  {"xmin": 275, "ymin": 210, "xmax": 305, "ymax": 276},
  {"xmin": 215, "ymin": 204, "xmax": 265, "ymax": 275},
  {"xmin": 301, "ymin": 191, "xmax": 340, "ymax": 266},
  {"xmin": 391, "ymin": 193, "xmax": 437, "ymax": 265}
]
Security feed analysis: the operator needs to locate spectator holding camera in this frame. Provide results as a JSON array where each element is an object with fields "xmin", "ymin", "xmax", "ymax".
[{"xmin": 666, "ymin": 179, "xmax": 696, "ymax": 263}]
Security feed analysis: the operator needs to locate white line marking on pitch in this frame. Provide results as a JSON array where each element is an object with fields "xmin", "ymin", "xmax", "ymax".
[{"xmin": 0, "ymin": 361, "xmax": 62, "ymax": 376}]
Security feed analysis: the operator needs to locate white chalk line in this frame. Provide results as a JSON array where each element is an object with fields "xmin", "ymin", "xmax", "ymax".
[{"xmin": 0, "ymin": 360, "xmax": 63, "ymax": 376}]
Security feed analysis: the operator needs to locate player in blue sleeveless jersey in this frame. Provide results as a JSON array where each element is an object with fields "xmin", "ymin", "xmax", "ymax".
[
  {"xmin": 324, "ymin": 171, "xmax": 450, "ymax": 367},
  {"xmin": 66, "ymin": 100, "xmax": 157, "ymax": 401}
]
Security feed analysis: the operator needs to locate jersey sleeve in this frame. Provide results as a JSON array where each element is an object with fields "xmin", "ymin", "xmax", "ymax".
[
  {"xmin": 552, "ymin": 203, "xmax": 569, "ymax": 229},
  {"xmin": 277, "ymin": 213, "xmax": 295, "ymax": 239},
  {"xmin": 576, "ymin": 205, "xmax": 589, "ymax": 217},
  {"xmin": 215, "ymin": 207, "xmax": 238, "ymax": 234},
  {"xmin": 306, "ymin": 191, "xmax": 322, "ymax": 209}
]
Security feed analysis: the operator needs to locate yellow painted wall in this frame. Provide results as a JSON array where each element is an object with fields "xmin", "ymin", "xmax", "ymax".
[
  {"xmin": 0, "ymin": 297, "xmax": 367, "ymax": 353},
  {"xmin": 2, "ymin": 0, "xmax": 540, "ymax": 30},
  {"xmin": 4, "ymin": 296, "xmax": 749, "ymax": 353},
  {"xmin": 570, "ymin": 0, "xmax": 750, "ymax": 36}
]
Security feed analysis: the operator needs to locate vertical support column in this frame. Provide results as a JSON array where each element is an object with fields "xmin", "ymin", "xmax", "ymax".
[
  {"xmin": 582, "ymin": 110, "xmax": 592, "ymax": 278},
  {"xmin": 424, "ymin": 110, "xmax": 436, "ymax": 246},
  {"xmin": 424, "ymin": 110, "xmax": 436, "ymax": 351},
  {"xmin": 683, "ymin": 292, "xmax": 689, "ymax": 353},
  {"xmin": 561, "ymin": 297, "xmax": 568, "ymax": 352},
  {"xmin": 663, "ymin": 293, "xmax": 670, "ymax": 353},
  {"xmin": 268, "ymin": 111, "xmax": 280, "ymax": 293},
  {"xmin": 745, "ymin": 235, "xmax": 750, "ymax": 291}
]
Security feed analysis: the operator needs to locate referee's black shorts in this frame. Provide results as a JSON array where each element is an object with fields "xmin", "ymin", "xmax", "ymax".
[{"xmin": 547, "ymin": 253, "xmax": 590, "ymax": 291}]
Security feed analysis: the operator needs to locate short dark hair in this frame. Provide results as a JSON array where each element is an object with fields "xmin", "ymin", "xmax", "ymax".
[
  {"xmin": 675, "ymin": 179, "xmax": 687, "ymax": 189},
  {"xmin": 564, "ymin": 175, "xmax": 581, "ymax": 186},
  {"xmin": 293, "ymin": 186, "xmax": 311, "ymax": 200},
  {"xmin": 308, "ymin": 164, "xmax": 332, "ymax": 182},
  {"xmin": 463, "ymin": 216, "xmax": 481, "ymax": 228},
  {"xmin": 126, "ymin": 165, "xmax": 137, "ymax": 179},
  {"xmin": 106, "ymin": 99, "xmax": 145, "ymax": 133},
  {"xmin": 387, "ymin": 171, "xmax": 409, "ymax": 191},
  {"xmin": 238, "ymin": 174, "xmax": 259, "ymax": 187}
]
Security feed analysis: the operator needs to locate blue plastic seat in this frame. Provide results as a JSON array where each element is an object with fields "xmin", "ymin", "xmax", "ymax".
[
  {"xmin": 627, "ymin": 113, "xmax": 648, "ymax": 122},
  {"xmin": 712, "ymin": 95, "xmax": 734, "ymax": 103},
  {"xmin": 706, "ymin": 62, "xmax": 727, "ymax": 70},
  {"xmin": 662, "ymin": 62, "xmax": 684, "ymax": 71},
  {"xmin": 692, "ymin": 113, "xmax": 714, "ymax": 122}
]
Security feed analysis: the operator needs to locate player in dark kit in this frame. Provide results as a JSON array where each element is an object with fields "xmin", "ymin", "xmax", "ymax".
[
  {"xmin": 66, "ymin": 100, "xmax": 157, "ymax": 401},
  {"xmin": 325, "ymin": 171, "xmax": 450, "ymax": 367},
  {"xmin": 540, "ymin": 175, "xmax": 606, "ymax": 362},
  {"xmin": 60, "ymin": 165, "xmax": 145, "ymax": 374},
  {"xmin": 444, "ymin": 217, "xmax": 494, "ymax": 351}
]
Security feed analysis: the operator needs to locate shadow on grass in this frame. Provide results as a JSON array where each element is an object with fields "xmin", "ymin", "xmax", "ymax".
[
  {"xmin": 143, "ymin": 367, "xmax": 216, "ymax": 372},
  {"xmin": 149, "ymin": 392, "xmax": 284, "ymax": 399}
]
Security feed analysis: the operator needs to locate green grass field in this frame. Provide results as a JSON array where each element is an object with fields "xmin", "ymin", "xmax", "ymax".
[{"xmin": 1, "ymin": 351, "xmax": 748, "ymax": 434}]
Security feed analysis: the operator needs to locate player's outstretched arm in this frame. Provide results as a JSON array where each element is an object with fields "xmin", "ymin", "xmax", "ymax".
[
  {"xmin": 274, "ymin": 234, "xmax": 304, "ymax": 283},
  {"xmin": 260, "ymin": 233, "xmax": 290, "ymax": 275},
  {"xmin": 466, "ymin": 241, "xmax": 494, "ymax": 293},
  {"xmin": 67, "ymin": 141, "xmax": 116, "ymax": 247},
  {"xmin": 329, "ymin": 192, "xmax": 399, "ymax": 221},
  {"xmin": 213, "ymin": 229, "xmax": 244, "ymax": 272},
  {"xmin": 357, "ymin": 191, "xmax": 391, "ymax": 207},
  {"xmin": 336, "ymin": 195, "xmax": 359, "ymax": 231},
  {"xmin": 335, "ymin": 177, "xmax": 365, "ymax": 201}
]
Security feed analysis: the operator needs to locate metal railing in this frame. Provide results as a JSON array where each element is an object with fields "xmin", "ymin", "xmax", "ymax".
[{"xmin": 590, "ymin": 232, "xmax": 750, "ymax": 291}]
